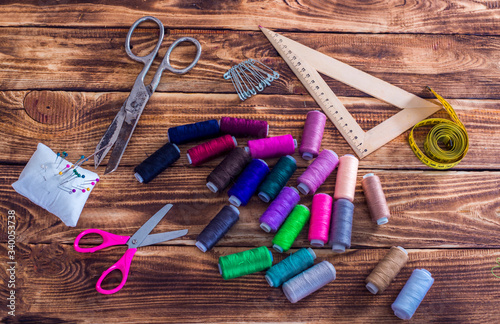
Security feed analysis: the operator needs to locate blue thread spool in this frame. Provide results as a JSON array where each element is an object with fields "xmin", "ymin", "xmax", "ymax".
[
  {"xmin": 265, "ymin": 248, "xmax": 316, "ymax": 287},
  {"xmin": 329, "ymin": 199, "xmax": 354, "ymax": 253},
  {"xmin": 228, "ymin": 159, "xmax": 270, "ymax": 207},
  {"xmin": 392, "ymin": 269, "xmax": 434, "ymax": 320},
  {"xmin": 134, "ymin": 142, "xmax": 181, "ymax": 184},
  {"xmin": 167, "ymin": 119, "xmax": 220, "ymax": 145}
]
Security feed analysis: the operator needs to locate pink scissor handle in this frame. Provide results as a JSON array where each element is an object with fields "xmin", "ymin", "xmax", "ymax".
[
  {"xmin": 74, "ymin": 229, "xmax": 130, "ymax": 253},
  {"xmin": 96, "ymin": 248, "xmax": 137, "ymax": 295}
]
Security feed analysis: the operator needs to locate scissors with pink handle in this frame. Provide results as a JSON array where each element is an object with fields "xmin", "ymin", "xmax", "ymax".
[{"xmin": 74, "ymin": 204, "xmax": 188, "ymax": 295}]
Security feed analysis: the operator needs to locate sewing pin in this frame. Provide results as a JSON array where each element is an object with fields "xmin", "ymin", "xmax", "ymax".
[
  {"xmin": 54, "ymin": 152, "xmax": 61, "ymax": 163},
  {"xmin": 57, "ymin": 151, "xmax": 68, "ymax": 168},
  {"xmin": 58, "ymin": 164, "xmax": 71, "ymax": 175}
]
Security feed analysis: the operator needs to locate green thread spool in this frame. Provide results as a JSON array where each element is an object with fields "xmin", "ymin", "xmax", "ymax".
[
  {"xmin": 218, "ymin": 246, "xmax": 273, "ymax": 280},
  {"xmin": 272, "ymin": 204, "xmax": 310, "ymax": 253},
  {"xmin": 265, "ymin": 248, "xmax": 316, "ymax": 287},
  {"xmin": 258, "ymin": 155, "xmax": 297, "ymax": 202}
]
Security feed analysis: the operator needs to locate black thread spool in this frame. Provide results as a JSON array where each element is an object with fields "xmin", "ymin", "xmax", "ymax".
[
  {"xmin": 134, "ymin": 142, "xmax": 181, "ymax": 184},
  {"xmin": 206, "ymin": 147, "xmax": 252, "ymax": 193},
  {"xmin": 196, "ymin": 205, "xmax": 240, "ymax": 252}
]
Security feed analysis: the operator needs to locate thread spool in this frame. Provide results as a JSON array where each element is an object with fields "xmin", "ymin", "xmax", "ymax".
[
  {"xmin": 365, "ymin": 246, "xmax": 409, "ymax": 294},
  {"xmin": 218, "ymin": 246, "xmax": 273, "ymax": 280},
  {"xmin": 206, "ymin": 148, "xmax": 252, "ymax": 193},
  {"xmin": 265, "ymin": 248, "xmax": 316, "ymax": 287},
  {"xmin": 300, "ymin": 111, "xmax": 327, "ymax": 160},
  {"xmin": 134, "ymin": 142, "xmax": 180, "ymax": 184},
  {"xmin": 329, "ymin": 199, "xmax": 354, "ymax": 253},
  {"xmin": 282, "ymin": 261, "xmax": 336, "ymax": 303},
  {"xmin": 168, "ymin": 119, "xmax": 220, "ymax": 145},
  {"xmin": 259, "ymin": 186, "xmax": 300, "ymax": 233},
  {"xmin": 258, "ymin": 155, "xmax": 297, "ymax": 203},
  {"xmin": 297, "ymin": 149, "xmax": 339, "ymax": 195},
  {"xmin": 308, "ymin": 193, "xmax": 333, "ymax": 247},
  {"xmin": 196, "ymin": 205, "xmax": 240, "ymax": 253},
  {"xmin": 272, "ymin": 204, "xmax": 310, "ymax": 253},
  {"xmin": 228, "ymin": 159, "xmax": 270, "ymax": 207},
  {"xmin": 187, "ymin": 135, "xmax": 237, "ymax": 166},
  {"xmin": 334, "ymin": 154, "xmax": 359, "ymax": 202},
  {"xmin": 246, "ymin": 134, "xmax": 297, "ymax": 159},
  {"xmin": 392, "ymin": 269, "xmax": 434, "ymax": 320},
  {"xmin": 362, "ymin": 173, "xmax": 390, "ymax": 225},
  {"xmin": 220, "ymin": 117, "xmax": 269, "ymax": 138}
]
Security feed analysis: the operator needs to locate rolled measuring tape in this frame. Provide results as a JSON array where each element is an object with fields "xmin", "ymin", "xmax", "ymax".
[{"xmin": 408, "ymin": 87, "xmax": 469, "ymax": 170}]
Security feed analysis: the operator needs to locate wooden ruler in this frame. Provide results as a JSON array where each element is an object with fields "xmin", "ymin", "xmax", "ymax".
[{"xmin": 260, "ymin": 27, "xmax": 442, "ymax": 159}]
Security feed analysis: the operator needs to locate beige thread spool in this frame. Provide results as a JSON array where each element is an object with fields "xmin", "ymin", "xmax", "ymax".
[
  {"xmin": 361, "ymin": 173, "xmax": 391, "ymax": 225},
  {"xmin": 334, "ymin": 154, "xmax": 359, "ymax": 202},
  {"xmin": 365, "ymin": 246, "xmax": 408, "ymax": 294}
]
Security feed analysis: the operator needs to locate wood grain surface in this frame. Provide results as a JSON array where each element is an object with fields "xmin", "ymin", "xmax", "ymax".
[{"xmin": 1, "ymin": 1, "xmax": 499, "ymax": 323}]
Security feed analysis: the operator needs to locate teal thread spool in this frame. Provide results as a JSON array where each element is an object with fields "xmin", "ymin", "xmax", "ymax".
[
  {"xmin": 218, "ymin": 246, "xmax": 273, "ymax": 280},
  {"xmin": 258, "ymin": 155, "xmax": 297, "ymax": 203},
  {"xmin": 265, "ymin": 248, "xmax": 316, "ymax": 287},
  {"xmin": 272, "ymin": 204, "xmax": 310, "ymax": 253}
]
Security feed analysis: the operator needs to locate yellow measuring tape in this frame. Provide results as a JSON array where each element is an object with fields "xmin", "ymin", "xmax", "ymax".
[{"xmin": 408, "ymin": 87, "xmax": 469, "ymax": 169}]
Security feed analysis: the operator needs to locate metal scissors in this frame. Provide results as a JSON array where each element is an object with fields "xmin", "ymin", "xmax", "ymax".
[
  {"xmin": 74, "ymin": 204, "xmax": 188, "ymax": 294},
  {"xmin": 94, "ymin": 16, "xmax": 202, "ymax": 174}
]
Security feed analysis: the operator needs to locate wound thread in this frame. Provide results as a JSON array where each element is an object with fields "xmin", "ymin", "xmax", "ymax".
[
  {"xmin": 258, "ymin": 155, "xmax": 297, "ymax": 202},
  {"xmin": 334, "ymin": 154, "xmax": 359, "ymax": 202},
  {"xmin": 265, "ymin": 248, "xmax": 316, "ymax": 287},
  {"xmin": 272, "ymin": 204, "xmax": 311, "ymax": 253},
  {"xmin": 168, "ymin": 119, "xmax": 220, "ymax": 145},
  {"xmin": 259, "ymin": 186, "xmax": 300, "ymax": 233},
  {"xmin": 247, "ymin": 134, "xmax": 297, "ymax": 159},
  {"xmin": 134, "ymin": 142, "xmax": 180, "ymax": 184},
  {"xmin": 308, "ymin": 193, "xmax": 333, "ymax": 247},
  {"xmin": 218, "ymin": 246, "xmax": 273, "ymax": 280},
  {"xmin": 282, "ymin": 261, "xmax": 336, "ymax": 303},
  {"xmin": 329, "ymin": 199, "xmax": 354, "ymax": 253},
  {"xmin": 206, "ymin": 148, "xmax": 252, "ymax": 193},
  {"xmin": 196, "ymin": 205, "xmax": 240, "ymax": 252},
  {"xmin": 297, "ymin": 149, "xmax": 339, "ymax": 195},
  {"xmin": 220, "ymin": 117, "xmax": 269, "ymax": 138},
  {"xmin": 228, "ymin": 159, "xmax": 270, "ymax": 207},
  {"xmin": 187, "ymin": 135, "xmax": 237, "ymax": 166},
  {"xmin": 362, "ymin": 173, "xmax": 391, "ymax": 225},
  {"xmin": 365, "ymin": 246, "xmax": 409, "ymax": 294},
  {"xmin": 392, "ymin": 269, "xmax": 434, "ymax": 320},
  {"xmin": 300, "ymin": 111, "xmax": 327, "ymax": 160}
]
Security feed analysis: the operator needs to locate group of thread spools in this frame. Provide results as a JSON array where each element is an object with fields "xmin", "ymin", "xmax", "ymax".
[{"xmin": 133, "ymin": 112, "xmax": 433, "ymax": 320}]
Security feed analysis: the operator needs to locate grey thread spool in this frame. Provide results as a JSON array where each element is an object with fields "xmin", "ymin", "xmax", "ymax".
[
  {"xmin": 329, "ymin": 199, "xmax": 354, "ymax": 253},
  {"xmin": 195, "ymin": 205, "xmax": 240, "ymax": 252},
  {"xmin": 206, "ymin": 148, "xmax": 252, "ymax": 193},
  {"xmin": 282, "ymin": 260, "xmax": 336, "ymax": 303}
]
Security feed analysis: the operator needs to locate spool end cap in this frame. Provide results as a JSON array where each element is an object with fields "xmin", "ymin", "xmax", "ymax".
[
  {"xmin": 228, "ymin": 195, "xmax": 241, "ymax": 207},
  {"xmin": 366, "ymin": 282, "xmax": 379, "ymax": 294},
  {"xmin": 260, "ymin": 222, "xmax": 272, "ymax": 233},
  {"xmin": 195, "ymin": 241, "xmax": 207, "ymax": 253},
  {"xmin": 306, "ymin": 247, "xmax": 317, "ymax": 259},
  {"xmin": 258, "ymin": 192, "xmax": 271, "ymax": 203},
  {"xmin": 273, "ymin": 244, "xmax": 284, "ymax": 253},
  {"xmin": 265, "ymin": 274, "xmax": 274, "ymax": 287},
  {"xmin": 310, "ymin": 239, "xmax": 324, "ymax": 247},
  {"xmin": 377, "ymin": 217, "xmax": 389, "ymax": 225},
  {"xmin": 331, "ymin": 243, "xmax": 346, "ymax": 253},
  {"xmin": 302, "ymin": 152, "xmax": 314, "ymax": 160},
  {"xmin": 186, "ymin": 153, "xmax": 192, "ymax": 164},
  {"xmin": 297, "ymin": 182, "xmax": 310, "ymax": 195},
  {"xmin": 134, "ymin": 172, "xmax": 144, "ymax": 183},
  {"xmin": 206, "ymin": 182, "xmax": 219, "ymax": 193}
]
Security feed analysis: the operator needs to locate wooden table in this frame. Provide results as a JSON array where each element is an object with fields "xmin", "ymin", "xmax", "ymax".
[{"xmin": 1, "ymin": 1, "xmax": 499, "ymax": 323}]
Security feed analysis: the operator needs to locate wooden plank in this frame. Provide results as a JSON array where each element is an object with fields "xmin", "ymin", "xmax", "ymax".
[
  {"xmin": 1, "ymin": 0, "xmax": 500, "ymax": 35},
  {"xmin": 0, "ymin": 244, "xmax": 498, "ymax": 323},
  {"xmin": 0, "ymin": 91, "xmax": 499, "ymax": 169},
  {"xmin": 1, "ymin": 165, "xmax": 499, "ymax": 248},
  {"xmin": 1, "ymin": 28, "xmax": 500, "ymax": 98}
]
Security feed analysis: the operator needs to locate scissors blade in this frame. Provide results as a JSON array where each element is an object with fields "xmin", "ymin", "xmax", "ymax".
[
  {"xmin": 104, "ymin": 85, "xmax": 151, "ymax": 175},
  {"xmin": 127, "ymin": 204, "xmax": 173, "ymax": 249},
  {"xmin": 139, "ymin": 229, "xmax": 188, "ymax": 247},
  {"xmin": 94, "ymin": 101, "xmax": 127, "ymax": 169}
]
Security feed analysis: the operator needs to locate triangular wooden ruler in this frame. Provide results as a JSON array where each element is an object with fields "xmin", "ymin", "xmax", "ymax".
[{"xmin": 260, "ymin": 27, "xmax": 442, "ymax": 159}]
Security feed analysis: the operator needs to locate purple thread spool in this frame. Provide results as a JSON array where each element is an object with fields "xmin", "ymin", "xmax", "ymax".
[
  {"xmin": 259, "ymin": 186, "xmax": 300, "ymax": 233},
  {"xmin": 220, "ymin": 117, "xmax": 269, "ymax": 138},
  {"xmin": 297, "ymin": 149, "xmax": 339, "ymax": 195},
  {"xmin": 300, "ymin": 111, "xmax": 327, "ymax": 160}
]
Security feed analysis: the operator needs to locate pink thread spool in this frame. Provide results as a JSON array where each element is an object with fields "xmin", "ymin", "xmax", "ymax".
[
  {"xmin": 309, "ymin": 193, "xmax": 333, "ymax": 247},
  {"xmin": 246, "ymin": 134, "xmax": 297, "ymax": 159},
  {"xmin": 334, "ymin": 154, "xmax": 359, "ymax": 202},
  {"xmin": 300, "ymin": 111, "xmax": 327, "ymax": 160},
  {"xmin": 297, "ymin": 149, "xmax": 339, "ymax": 195}
]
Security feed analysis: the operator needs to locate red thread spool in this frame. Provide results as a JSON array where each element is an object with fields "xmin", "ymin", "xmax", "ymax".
[
  {"xmin": 308, "ymin": 193, "xmax": 333, "ymax": 247},
  {"xmin": 187, "ymin": 135, "xmax": 237, "ymax": 166}
]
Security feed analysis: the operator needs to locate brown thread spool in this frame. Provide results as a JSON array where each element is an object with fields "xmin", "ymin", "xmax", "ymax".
[
  {"xmin": 206, "ymin": 147, "xmax": 251, "ymax": 193},
  {"xmin": 365, "ymin": 246, "xmax": 408, "ymax": 294},
  {"xmin": 361, "ymin": 173, "xmax": 391, "ymax": 225}
]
